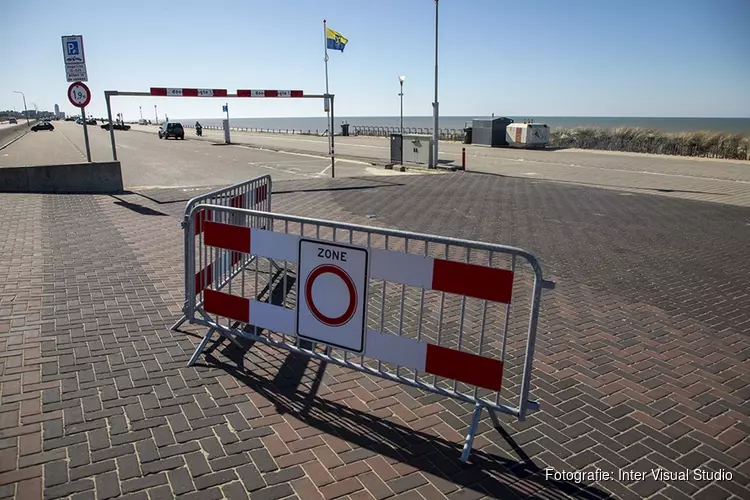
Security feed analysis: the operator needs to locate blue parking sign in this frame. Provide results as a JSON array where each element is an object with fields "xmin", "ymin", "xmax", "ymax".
[
  {"xmin": 222, "ymin": 105, "xmax": 228, "ymax": 112},
  {"xmin": 67, "ymin": 41, "xmax": 79, "ymax": 56}
]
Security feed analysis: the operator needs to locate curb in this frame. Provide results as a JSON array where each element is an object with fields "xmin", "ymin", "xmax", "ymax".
[{"xmin": 0, "ymin": 130, "xmax": 29, "ymax": 152}]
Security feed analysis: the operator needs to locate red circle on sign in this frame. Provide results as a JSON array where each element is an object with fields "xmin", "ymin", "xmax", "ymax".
[
  {"xmin": 305, "ymin": 264, "xmax": 357, "ymax": 327},
  {"xmin": 67, "ymin": 82, "xmax": 91, "ymax": 108}
]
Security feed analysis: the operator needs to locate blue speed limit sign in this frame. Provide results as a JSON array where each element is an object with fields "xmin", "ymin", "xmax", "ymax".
[{"xmin": 68, "ymin": 82, "xmax": 91, "ymax": 108}]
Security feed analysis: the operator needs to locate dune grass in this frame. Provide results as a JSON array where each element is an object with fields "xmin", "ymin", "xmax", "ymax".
[{"xmin": 548, "ymin": 127, "xmax": 750, "ymax": 161}]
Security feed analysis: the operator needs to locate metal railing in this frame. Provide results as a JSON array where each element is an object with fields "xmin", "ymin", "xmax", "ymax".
[
  {"xmin": 351, "ymin": 125, "xmax": 466, "ymax": 141},
  {"xmin": 181, "ymin": 124, "xmax": 468, "ymax": 141},
  {"xmin": 183, "ymin": 204, "xmax": 555, "ymax": 462},
  {"xmin": 171, "ymin": 175, "xmax": 272, "ymax": 332}
]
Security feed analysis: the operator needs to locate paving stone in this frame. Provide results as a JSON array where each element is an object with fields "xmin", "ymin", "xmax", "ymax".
[{"xmin": 0, "ymin": 173, "xmax": 747, "ymax": 500}]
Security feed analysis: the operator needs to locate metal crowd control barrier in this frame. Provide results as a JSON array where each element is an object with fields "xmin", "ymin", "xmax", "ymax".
[
  {"xmin": 171, "ymin": 175, "xmax": 272, "ymax": 332},
  {"xmin": 183, "ymin": 204, "xmax": 555, "ymax": 462}
]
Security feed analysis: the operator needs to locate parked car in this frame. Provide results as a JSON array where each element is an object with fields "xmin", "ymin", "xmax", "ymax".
[
  {"xmin": 101, "ymin": 122, "xmax": 131, "ymax": 131},
  {"xmin": 9, "ymin": 118, "xmax": 17, "ymax": 124},
  {"xmin": 158, "ymin": 122, "xmax": 185, "ymax": 140},
  {"xmin": 65, "ymin": 117, "xmax": 76, "ymax": 121},
  {"xmin": 31, "ymin": 121, "xmax": 54, "ymax": 132},
  {"xmin": 86, "ymin": 118, "xmax": 97, "ymax": 125}
]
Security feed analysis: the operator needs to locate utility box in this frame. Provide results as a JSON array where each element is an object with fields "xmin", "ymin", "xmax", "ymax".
[
  {"xmin": 506, "ymin": 123, "xmax": 550, "ymax": 149},
  {"xmin": 223, "ymin": 119, "xmax": 230, "ymax": 144},
  {"xmin": 390, "ymin": 133, "xmax": 403, "ymax": 164},
  {"xmin": 401, "ymin": 134, "xmax": 433, "ymax": 166},
  {"xmin": 471, "ymin": 117, "xmax": 514, "ymax": 147}
]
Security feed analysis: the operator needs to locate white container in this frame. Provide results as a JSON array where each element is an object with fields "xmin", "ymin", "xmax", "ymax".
[{"xmin": 506, "ymin": 123, "xmax": 550, "ymax": 148}]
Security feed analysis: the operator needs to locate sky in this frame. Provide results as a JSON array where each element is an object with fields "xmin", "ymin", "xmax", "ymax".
[{"xmin": 1, "ymin": 0, "xmax": 749, "ymax": 120}]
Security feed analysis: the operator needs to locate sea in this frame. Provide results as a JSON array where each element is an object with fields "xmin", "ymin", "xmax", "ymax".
[{"xmin": 175, "ymin": 116, "xmax": 750, "ymax": 136}]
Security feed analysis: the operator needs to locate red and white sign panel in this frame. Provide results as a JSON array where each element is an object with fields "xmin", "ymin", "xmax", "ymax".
[
  {"xmin": 296, "ymin": 240, "xmax": 368, "ymax": 353},
  {"xmin": 236, "ymin": 89, "xmax": 304, "ymax": 98},
  {"xmin": 200, "ymin": 222, "xmax": 510, "ymax": 391},
  {"xmin": 68, "ymin": 81, "xmax": 91, "ymax": 108},
  {"xmin": 150, "ymin": 88, "xmax": 228, "ymax": 97}
]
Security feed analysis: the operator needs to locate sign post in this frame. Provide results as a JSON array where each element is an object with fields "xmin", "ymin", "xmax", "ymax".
[
  {"xmin": 68, "ymin": 82, "xmax": 92, "ymax": 162},
  {"xmin": 222, "ymin": 103, "xmax": 230, "ymax": 144},
  {"xmin": 62, "ymin": 35, "xmax": 91, "ymax": 161}
]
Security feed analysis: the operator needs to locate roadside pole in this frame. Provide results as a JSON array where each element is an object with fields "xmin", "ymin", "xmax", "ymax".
[
  {"xmin": 69, "ymin": 81, "xmax": 92, "ymax": 162},
  {"xmin": 81, "ymin": 107, "xmax": 92, "ymax": 162},
  {"xmin": 105, "ymin": 91, "xmax": 117, "ymax": 161}
]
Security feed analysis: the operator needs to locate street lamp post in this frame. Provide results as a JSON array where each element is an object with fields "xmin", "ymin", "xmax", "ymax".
[
  {"xmin": 139, "ymin": 106, "xmax": 143, "ymax": 122},
  {"xmin": 398, "ymin": 76, "xmax": 405, "ymax": 134},
  {"xmin": 154, "ymin": 105, "xmax": 158, "ymax": 125},
  {"xmin": 432, "ymin": 0, "xmax": 439, "ymax": 168},
  {"xmin": 13, "ymin": 91, "xmax": 29, "ymax": 126}
]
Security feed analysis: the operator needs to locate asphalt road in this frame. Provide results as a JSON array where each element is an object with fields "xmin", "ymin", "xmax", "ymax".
[
  {"xmin": 0, "ymin": 122, "xmax": 425, "ymax": 189},
  {"xmin": 130, "ymin": 124, "xmax": 750, "ymax": 206}
]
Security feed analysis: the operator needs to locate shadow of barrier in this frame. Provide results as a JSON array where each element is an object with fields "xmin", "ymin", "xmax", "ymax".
[
  {"xmin": 198, "ymin": 342, "xmax": 610, "ymax": 499},
  {"xmin": 182, "ymin": 204, "xmax": 557, "ymax": 463}
]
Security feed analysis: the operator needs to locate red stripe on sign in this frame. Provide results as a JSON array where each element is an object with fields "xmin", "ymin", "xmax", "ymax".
[
  {"xmin": 195, "ymin": 263, "xmax": 213, "ymax": 294},
  {"xmin": 432, "ymin": 260, "xmax": 514, "ymax": 304},
  {"xmin": 204, "ymin": 290, "xmax": 249, "ymax": 323},
  {"xmin": 204, "ymin": 221, "xmax": 251, "ymax": 254},
  {"xmin": 425, "ymin": 344, "xmax": 504, "ymax": 391},
  {"xmin": 230, "ymin": 193, "xmax": 244, "ymax": 208},
  {"xmin": 255, "ymin": 185, "xmax": 268, "ymax": 203},
  {"xmin": 290, "ymin": 90, "xmax": 304, "ymax": 97},
  {"xmin": 194, "ymin": 252, "xmax": 242, "ymax": 294},
  {"xmin": 237, "ymin": 89, "xmax": 251, "ymax": 97},
  {"xmin": 182, "ymin": 88, "xmax": 199, "ymax": 97},
  {"xmin": 194, "ymin": 210, "xmax": 212, "ymax": 235},
  {"xmin": 213, "ymin": 89, "xmax": 228, "ymax": 97},
  {"xmin": 264, "ymin": 90, "xmax": 278, "ymax": 97},
  {"xmin": 150, "ymin": 87, "xmax": 167, "ymax": 96}
]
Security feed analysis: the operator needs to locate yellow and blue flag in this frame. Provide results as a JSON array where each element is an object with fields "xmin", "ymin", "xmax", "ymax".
[{"xmin": 326, "ymin": 27, "xmax": 348, "ymax": 52}]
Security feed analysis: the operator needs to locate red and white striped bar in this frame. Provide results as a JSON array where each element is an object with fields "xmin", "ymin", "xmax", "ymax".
[
  {"xmin": 150, "ymin": 87, "xmax": 228, "ymax": 97},
  {"xmin": 202, "ymin": 290, "xmax": 504, "ymax": 391},
  {"xmin": 201, "ymin": 220, "xmax": 514, "ymax": 303},
  {"xmin": 236, "ymin": 90, "xmax": 304, "ymax": 98},
  {"xmin": 192, "ymin": 189, "xmax": 272, "ymax": 291}
]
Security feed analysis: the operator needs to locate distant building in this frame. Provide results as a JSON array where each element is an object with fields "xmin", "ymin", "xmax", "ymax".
[{"xmin": 54, "ymin": 104, "xmax": 64, "ymax": 119}]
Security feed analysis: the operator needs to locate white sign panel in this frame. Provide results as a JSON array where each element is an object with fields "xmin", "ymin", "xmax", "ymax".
[
  {"xmin": 65, "ymin": 63, "xmax": 88, "ymax": 83},
  {"xmin": 62, "ymin": 35, "xmax": 88, "ymax": 82},
  {"xmin": 251, "ymin": 90, "xmax": 266, "ymax": 97},
  {"xmin": 277, "ymin": 90, "xmax": 291, "ymax": 97},
  {"xmin": 62, "ymin": 35, "xmax": 85, "ymax": 64},
  {"xmin": 197, "ymin": 89, "xmax": 215, "ymax": 97},
  {"xmin": 166, "ymin": 88, "xmax": 184, "ymax": 96},
  {"xmin": 296, "ymin": 239, "xmax": 369, "ymax": 352}
]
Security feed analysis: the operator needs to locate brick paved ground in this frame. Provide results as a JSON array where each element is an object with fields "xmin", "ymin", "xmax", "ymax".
[{"xmin": 1, "ymin": 172, "xmax": 748, "ymax": 500}]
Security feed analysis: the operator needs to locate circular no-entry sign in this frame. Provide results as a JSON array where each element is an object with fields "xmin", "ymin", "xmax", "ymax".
[
  {"xmin": 305, "ymin": 264, "xmax": 357, "ymax": 326},
  {"xmin": 68, "ymin": 81, "xmax": 91, "ymax": 108},
  {"xmin": 296, "ymin": 239, "xmax": 369, "ymax": 353}
]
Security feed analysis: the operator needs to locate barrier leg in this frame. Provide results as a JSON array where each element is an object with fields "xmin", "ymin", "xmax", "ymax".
[
  {"xmin": 188, "ymin": 327, "xmax": 216, "ymax": 367},
  {"xmin": 460, "ymin": 403, "xmax": 484, "ymax": 463},
  {"xmin": 170, "ymin": 314, "xmax": 188, "ymax": 332}
]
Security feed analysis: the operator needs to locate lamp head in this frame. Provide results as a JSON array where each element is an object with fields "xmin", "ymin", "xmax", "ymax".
[{"xmin": 398, "ymin": 75, "xmax": 406, "ymax": 83}]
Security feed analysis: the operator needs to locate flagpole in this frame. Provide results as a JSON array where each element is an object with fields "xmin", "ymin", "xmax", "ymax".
[{"xmin": 323, "ymin": 19, "xmax": 332, "ymax": 160}]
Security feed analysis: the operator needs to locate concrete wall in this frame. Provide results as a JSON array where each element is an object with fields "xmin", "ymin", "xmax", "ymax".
[
  {"xmin": 0, "ymin": 161, "xmax": 124, "ymax": 193},
  {"xmin": 0, "ymin": 122, "xmax": 35, "ymax": 147}
]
